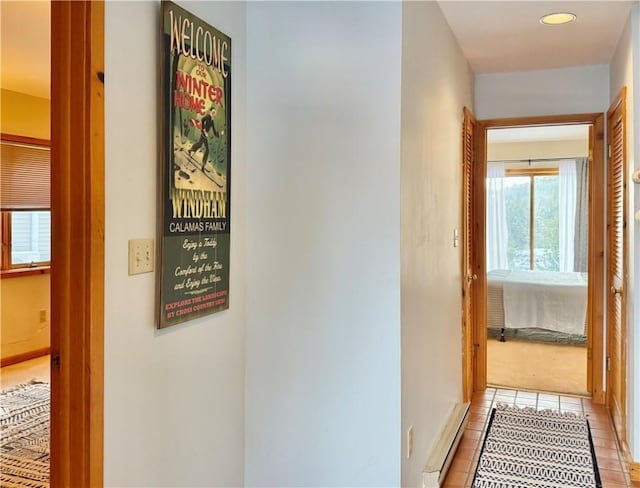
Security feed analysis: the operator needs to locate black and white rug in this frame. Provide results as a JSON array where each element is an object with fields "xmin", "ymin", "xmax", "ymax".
[
  {"xmin": 473, "ymin": 404, "xmax": 601, "ymax": 488},
  {"xmin": 0, "ymin": 381, "xmax": 50, "ymax": 488}
]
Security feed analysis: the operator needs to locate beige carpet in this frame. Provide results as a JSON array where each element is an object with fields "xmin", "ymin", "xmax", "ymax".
[{"xmin": 487, "ymin": 339, "xmax": 587, "ymax": 395}]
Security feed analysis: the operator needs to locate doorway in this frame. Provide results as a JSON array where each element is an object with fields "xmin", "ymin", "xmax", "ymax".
[
  {"xmin": 484, "ymin": 124, "xmax": 591, "ymax": 395},
  {"xmin": 465, "ymin": 112, "xmax": 605, "ymax": 401}
]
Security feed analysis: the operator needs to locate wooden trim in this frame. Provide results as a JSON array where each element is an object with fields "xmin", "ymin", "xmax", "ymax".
[
  {"xmin": 1, "ymin": 266, "xmax": 50, "ymax": 279},
  {"xmin": 475, "ymin": 113, "xmax": 605, "ymax": 401},
  {"xmin": 505, "ymin": 168, "xmax": 559, "ymax": 176},
  {"xmin": 0, "ymin": 133, "xmax": 50, "ymax": 147},
  {"xmin": 617, "ymin": 439, "xmax": 640, "ymax": 481},
  {"xmin": 478, "ymin": 113, "xmax": 603, "ymax": 129},
  {"xmin": 609, "ymin": 87, "xmax": 626, "ymax": 117},
  {"xmin": 530, "ymin": 177, "xmax": 535, "ymax": 270},
  {"xmin": 474, "ymin": 120, "xmax": 488, "ymax": 391},
  {"xmin": 4, "ymin": 261, "xmax": 51, "ymax": 271},
  {"xmin": 1, "ymin": 212, "xmax": 11, "ymax": 270},
  {"xmin": 629, "ymin": 460, "xmax": 640, "ymax": 482},
  {"xmin": 1, "ymin": 348, "xmax": 50, "ymax": 367},
  {"xmin": 590, "ymin": 114, "xmax": 605, "ymax": 403},
  {"xmin": 50, "ymin": 2, "xmax": 104, "ymax": 487}
]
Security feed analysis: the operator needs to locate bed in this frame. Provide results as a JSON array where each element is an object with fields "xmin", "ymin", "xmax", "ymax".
[{"xmin": 487, "ymin": 269, "xmax": 588, "ymax": 336}]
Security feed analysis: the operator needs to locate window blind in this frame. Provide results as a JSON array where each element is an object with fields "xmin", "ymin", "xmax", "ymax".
[{"xmin": 1, "ymin": 140, "xmax": 51, "ymax": 210}]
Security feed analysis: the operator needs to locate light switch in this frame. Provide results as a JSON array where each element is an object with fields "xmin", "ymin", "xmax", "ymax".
[{"xmin": 128, "ymin": 239, "xmax": 154, "ymax": 275}]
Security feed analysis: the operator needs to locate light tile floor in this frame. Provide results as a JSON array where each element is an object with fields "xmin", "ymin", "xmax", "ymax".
[{"xmin": 443, "ymin": 388, "xmax": 640, "ymax": 488}]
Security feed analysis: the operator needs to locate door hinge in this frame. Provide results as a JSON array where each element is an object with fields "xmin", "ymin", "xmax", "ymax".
[
  {"xmin": 606, "ymin": 357, "xmax": 611, "ymax": 371},
  {"xmin": 608, "ymin": 144, "xmax": 612, "ymax": 158},
  {"xmin": 51, "ymin": 353, "xmax": 61, "ymax": 370},
  {"xmin": 587, "ymin": 348, "xmax": 592, "ymax": 360}
]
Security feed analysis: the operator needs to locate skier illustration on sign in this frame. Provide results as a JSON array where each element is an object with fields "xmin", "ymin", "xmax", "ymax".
[{"xmin": 189, "ymin": 106, "xmax": 221, "ymax": 172}]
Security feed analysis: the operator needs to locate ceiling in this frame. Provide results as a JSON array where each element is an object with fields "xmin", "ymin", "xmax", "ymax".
[
  {"xmin": 0, "ymin": 1, "xmax": 636, "ymax": 99},
  {"xmin": 438, "ymin": 1, "xmax": 635, "ymax": 73},
  {"xmin": 1, "ymin": 1, "xmax": 50, "ymax": 99}
]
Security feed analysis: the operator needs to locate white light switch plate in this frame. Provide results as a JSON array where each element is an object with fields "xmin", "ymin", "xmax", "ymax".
[{"xmin": 128, "ymin": 239, "xmax": 154, "ymax": 275}]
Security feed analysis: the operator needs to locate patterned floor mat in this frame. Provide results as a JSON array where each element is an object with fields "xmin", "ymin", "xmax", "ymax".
[
  {"xmin": 0, "ymin": 382, "xmax": 49, "ymax": 488},
  {"xmin": 473, "ymin": 403, "xmax": 601, "ymax": 488}
]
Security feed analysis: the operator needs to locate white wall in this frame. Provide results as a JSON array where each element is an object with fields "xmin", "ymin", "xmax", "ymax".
[
  {"xmin": 104, "ymin": 2, "xmax": 246, "ymax": 486},
  {"xmin": 610, "ymin": 3, "xmax": 640, "ymax": 463},
  {"xmin": 0, "ymin": 89, "xmax": 50, "ymax": 361},
  {"xmin": 475, "ymin": 65, "xmax": 610, "ymax": 119},
  {"xmin": 0, "ymin": 89, "xmax": 50, "ymax": 140},
  {"xmin": 1, "ymin": 274, "xmax": 49, "ymax": 359},
  {"xmin": 244, "ymin": 3, "xmax": 402, "ymax": 486},
  {"xmin": 488, "ymin": 139, "xmax": 589, "ymax": 162},
  {"xmin": 401, "ymin": 2, "xmax": 473, "ymax": 486}
]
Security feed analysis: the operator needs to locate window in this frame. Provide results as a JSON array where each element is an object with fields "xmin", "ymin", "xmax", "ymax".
[
  {"xmin": 8, "ymin": 211, "xmax": 51, "ymax": 266},
  {"xmin": 504, "ymin": 170, "xmax": 559, "ymax": 271},
  {"xmin": 0, "ymin": 135, "xmax": 51, "ymax": 273}
]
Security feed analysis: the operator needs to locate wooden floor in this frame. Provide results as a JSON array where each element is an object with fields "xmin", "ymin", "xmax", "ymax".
[
  {"xmin": 0, "ymin": 355, "xmax": 50, "ymax": 389},
  {"xmin": 443, "ymin": 387, "xmax": 640, "ymax": 488}
]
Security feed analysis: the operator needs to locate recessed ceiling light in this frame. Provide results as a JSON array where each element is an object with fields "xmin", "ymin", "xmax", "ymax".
[{"xmin": 539, "ymin": 12, "xmax": 577, "ymax": 25}]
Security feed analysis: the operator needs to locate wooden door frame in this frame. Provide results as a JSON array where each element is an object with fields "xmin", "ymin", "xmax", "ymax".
[
  {"xmin": 471, "ymin": 113, "xmax": 605, "ymax": 402},
  {"xmin": 50, "ymin": 1, "xmax": 105, "ymax": 486}
]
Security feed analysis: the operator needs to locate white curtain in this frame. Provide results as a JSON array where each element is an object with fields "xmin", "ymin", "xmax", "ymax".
[
  {"xmin": 486, "ymin": 162, "xmax": 509, "ymax": 271},
  {"xmin": 573, "ymin": 158, "xmax": 589, "ymax": 272},
  {"xmin": 559, "ymin": 160, "xmax": 577, "ymax": 272}
]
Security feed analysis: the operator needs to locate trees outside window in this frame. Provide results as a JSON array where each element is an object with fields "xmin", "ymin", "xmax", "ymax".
[{"xmin": 504, "ymin": 172, "xmax": 559, "ymax": 271}]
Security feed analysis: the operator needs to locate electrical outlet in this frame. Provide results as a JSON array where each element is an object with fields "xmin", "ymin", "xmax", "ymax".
[
  {"xmin": 407, "ymin": 425, "xmax": 414, "ymax": 459},
  {"xmin": 39, "ymin": 310, "xmax": 47, "ymax": 323},
  {"xmin": 128, "ymin": 239, "xmax": 154, "ymax": 275}
]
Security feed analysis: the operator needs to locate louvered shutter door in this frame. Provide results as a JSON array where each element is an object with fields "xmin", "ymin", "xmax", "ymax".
[
  {"xmin": 607, "ymin": 91, "xmax": 627, "ymax": 444},
  {"xmin": 461, "ymin": 107, "xmax": 476, "ymax": 400}
]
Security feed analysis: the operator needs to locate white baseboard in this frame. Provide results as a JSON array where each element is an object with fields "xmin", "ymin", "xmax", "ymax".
[{"xmin": 421, "ymin": 402, "xmax": 470, "ymax": 488}]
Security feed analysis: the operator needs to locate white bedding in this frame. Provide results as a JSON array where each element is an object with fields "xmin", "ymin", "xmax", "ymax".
[{"xmin": 490, "ymin": 269, "xmax": 587, "ymax": 335}]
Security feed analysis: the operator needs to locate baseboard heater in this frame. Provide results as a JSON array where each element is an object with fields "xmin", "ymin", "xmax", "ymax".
[{"xmin": 421, "ymin": 402, "xmax": 471, "ymax": 488}]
